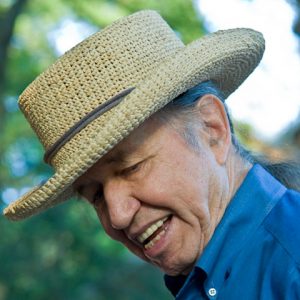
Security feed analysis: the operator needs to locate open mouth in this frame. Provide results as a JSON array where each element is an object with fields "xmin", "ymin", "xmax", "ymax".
[{"xmin": 137, "ymin": 215, "xmax": 172, "ymax": 250}]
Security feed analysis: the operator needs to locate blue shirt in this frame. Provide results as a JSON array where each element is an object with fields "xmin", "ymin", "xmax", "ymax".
[{"xmin": 164, "ymin": 164, "xmax": 300, "ymax": 299}]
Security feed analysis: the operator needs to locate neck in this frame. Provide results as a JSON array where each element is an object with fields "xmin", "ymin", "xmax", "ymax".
[
  {"xmin": 227, "ymin": 149, "xmax": 252, "ymax": 200},
  {"xmin": 204, "ymin": 149, "xmax": 252, "ymax": 249}
]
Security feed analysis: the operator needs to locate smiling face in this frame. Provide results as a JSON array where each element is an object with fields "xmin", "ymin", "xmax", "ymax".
[{"xmin": 74, "ymin": 95, "xmax": 238, "ymax": 276}]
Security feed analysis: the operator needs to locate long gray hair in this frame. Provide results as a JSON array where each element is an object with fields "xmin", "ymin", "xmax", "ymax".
[{"xmin": 157, "ymin": 81, "xmax": 300, "ymax": 192}]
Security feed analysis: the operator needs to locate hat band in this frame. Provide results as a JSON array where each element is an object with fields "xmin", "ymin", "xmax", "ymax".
[{"xmin": 44, "ymin": 87, "xmax": 135, "ymax": 164}]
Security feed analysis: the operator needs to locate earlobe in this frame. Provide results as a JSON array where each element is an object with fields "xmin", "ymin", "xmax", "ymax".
[{"xmin": 195, "ymin": 94, "xmax": 232, "ymax": 165}]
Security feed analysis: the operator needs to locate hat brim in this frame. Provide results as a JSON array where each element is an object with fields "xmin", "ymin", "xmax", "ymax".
[{"xmin": 4, "ymin": 28, "xmax": 264, "ymax": 220}]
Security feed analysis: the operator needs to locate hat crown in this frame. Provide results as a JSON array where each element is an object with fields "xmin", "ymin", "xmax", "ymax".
[{"xmin": 19, "ymin": 10, "xmax": 184, "ymax": 167}]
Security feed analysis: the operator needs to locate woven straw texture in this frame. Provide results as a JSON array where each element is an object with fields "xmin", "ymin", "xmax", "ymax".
[{"xmin": 3, "ymin": 10, "xmax": 265, "ymax": 220}]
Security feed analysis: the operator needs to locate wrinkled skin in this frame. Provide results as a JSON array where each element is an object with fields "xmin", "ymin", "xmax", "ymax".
[{"xmin": 74, "ymin": 95, "xmax": 250, "ymax": 275}]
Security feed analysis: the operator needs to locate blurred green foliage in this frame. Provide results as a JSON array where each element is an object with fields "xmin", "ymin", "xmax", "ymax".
[
  {"xmin": 0, "ymin": 201, "xmax": 172, "ymax": 299},
  {"xmin": 0, "ymin": 0, "xmax": 204, "ymax": 299}
]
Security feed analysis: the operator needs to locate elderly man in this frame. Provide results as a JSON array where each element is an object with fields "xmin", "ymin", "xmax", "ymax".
[{"xmin": 4, "ymin": 10, "xmax": 300, "ymax": 299}]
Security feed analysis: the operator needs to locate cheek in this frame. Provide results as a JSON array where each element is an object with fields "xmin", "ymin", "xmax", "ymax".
[
  {"xmin": 96, "ymin": 209, "xmax": 150, "ymax": 262},
  {"xmin": 141, "ymin": 159, "xmax": 211, "ymax": 225},
  {"xmin": 141, "ymin": 159, "xmax": 197, "ymax": 201}
]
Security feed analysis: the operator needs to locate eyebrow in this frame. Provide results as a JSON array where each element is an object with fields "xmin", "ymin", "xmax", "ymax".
[{"xmin": 102, "ymin": 148, "xmax": 133, "ymax": 165}]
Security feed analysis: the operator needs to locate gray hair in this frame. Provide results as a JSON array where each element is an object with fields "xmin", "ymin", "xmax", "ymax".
[{"xmin": 156, "ymin": 81, "xmax": 300, "ymax": 192}]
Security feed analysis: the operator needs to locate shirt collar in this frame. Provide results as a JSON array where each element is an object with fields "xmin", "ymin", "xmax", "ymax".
[
  {"xmin": 165, "ymin": 164, "xmax": 287, "ymax": 296},
  {"xmin": 197, "ymin": 164, "xmax": 286, "ymax": 274}
]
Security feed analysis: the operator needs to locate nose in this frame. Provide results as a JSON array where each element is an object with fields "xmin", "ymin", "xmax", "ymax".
[{"xmin": 104, "ymin": 179, "xmax": 140, "ymax": 230}]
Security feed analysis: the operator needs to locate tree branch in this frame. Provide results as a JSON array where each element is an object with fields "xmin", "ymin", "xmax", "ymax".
[
  {"xmin": 0, "ymin": 0, "xmax": 28, "ymax": 202},
  {"xmin": 0, "ymin": 0, "xmax": 28, "ymax": 92}
]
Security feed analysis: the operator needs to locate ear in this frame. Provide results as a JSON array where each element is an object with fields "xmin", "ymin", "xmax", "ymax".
[{"xmin": 196, "ymin": 94, "xmax": 232, "ymax": 165}]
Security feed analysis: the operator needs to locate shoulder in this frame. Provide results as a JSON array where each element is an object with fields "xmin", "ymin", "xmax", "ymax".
[{"xmin": 263, "ymin": 189, "xmax": 300, "ymax": 265}]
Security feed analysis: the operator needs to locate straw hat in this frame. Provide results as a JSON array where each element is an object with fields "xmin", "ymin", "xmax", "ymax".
[{"xmin": 3, "ymin": 10, "xmax": 265, "ymax": 220}]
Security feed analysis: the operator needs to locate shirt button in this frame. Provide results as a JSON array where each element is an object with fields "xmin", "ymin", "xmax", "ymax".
[{"xmin": 208, "ymin": 288, "xmax": 217, "ymax": 297}]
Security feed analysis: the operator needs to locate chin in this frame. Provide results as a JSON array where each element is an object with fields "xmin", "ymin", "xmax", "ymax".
[{"xmin": 156, "ymin": 260, "xmax": 194, "ymax": 276}]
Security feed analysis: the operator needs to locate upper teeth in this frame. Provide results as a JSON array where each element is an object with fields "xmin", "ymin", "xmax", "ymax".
[{"xmin": 137, "ymin": 216, "xmax": 168, "ymax": 244}]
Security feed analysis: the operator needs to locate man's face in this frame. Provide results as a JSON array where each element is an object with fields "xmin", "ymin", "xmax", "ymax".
[{"xmin": 75, "ymin": 117, "xmax": 223, "ymax": 275}]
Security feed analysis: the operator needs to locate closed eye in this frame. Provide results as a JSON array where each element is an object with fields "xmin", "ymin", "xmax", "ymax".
[
  {"xmin": 120, "ymin": 161, "xmax": 142, "ymax": 177},
  {"xmin": 74, "ymin": 184, "xmax": 103, "ymax": 208},
  {"xmin": 92, "ymin": 187, "xmax": 104, "ymax": 207}
]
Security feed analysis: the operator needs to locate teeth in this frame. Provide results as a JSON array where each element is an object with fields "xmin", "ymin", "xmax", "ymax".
[
  {"xmin": 144, "ymin": 229, "xmax": 166, "ymax": 250},
  {"xmin": 137, "ymin": 216, "xmax": 168, "ymax": 244}
]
